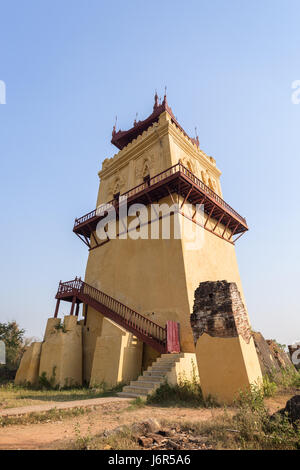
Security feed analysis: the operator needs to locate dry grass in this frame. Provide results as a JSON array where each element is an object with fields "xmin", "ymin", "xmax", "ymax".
[
  {"xmin": 0, "ymin": 406, "xmax": 91, "ymax": 427},
  {"xmin": 0, "ymin": 382, "xmax": 123, "ymax": 409}
]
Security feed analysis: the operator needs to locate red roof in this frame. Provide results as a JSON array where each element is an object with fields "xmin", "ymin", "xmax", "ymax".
[{"xmin": 111, "ymin": 93, "xmax": 199, "ymax": 150}]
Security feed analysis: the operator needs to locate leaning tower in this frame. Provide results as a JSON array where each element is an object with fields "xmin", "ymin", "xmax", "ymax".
[{"xmin": 16, "ymin": 93, "xmax": 262, "ymax": 402}]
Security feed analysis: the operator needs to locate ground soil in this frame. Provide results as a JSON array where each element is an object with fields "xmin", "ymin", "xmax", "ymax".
[{"xmin": 0, "ymin": 393, "xmax": 292, "ymax": 450}]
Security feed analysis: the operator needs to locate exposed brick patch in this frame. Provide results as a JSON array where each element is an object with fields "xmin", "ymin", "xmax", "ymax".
[{"xmin": 190, "ymin": 280, "xmax": 251, "ymax": 344}]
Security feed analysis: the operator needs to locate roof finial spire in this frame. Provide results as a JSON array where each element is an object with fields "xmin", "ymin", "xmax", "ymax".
[
  {"xmin": 153, "ymin": 90, "xmax": 159, "ymax": 110},
  {"xmin": 112, "ymin": 115, "xmax": 117, "ymax": 136},
  {"xmin": 162, "ymin": 86, "xmax": 168, "ymax": 106},
  {"xmin": 134, "ymin": 112, "xmax": 138, "ymax": 127},
  {"xmin": 194, "ymin": 126, "xmax": 199, "ymax": 147}
]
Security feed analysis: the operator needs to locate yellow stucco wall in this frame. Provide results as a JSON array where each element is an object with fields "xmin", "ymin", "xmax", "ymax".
[
  {"xmin": 181, "ymin": 217, "xmax": 250, "ymax": 322},
  {"xmin": 195, "ymin": 333, "xmax": 262, "ymax": 403},
  {"xmin": 15, "ymin": 342, "xmax": 42, "ymax": 386},
  {"xmin": 90, "ymin": 318, "xmax": 142, "ymax": 387},
  {"xmin": 82, "ymin": 307, "xmax": 104, "ymax": 383},
  {"xmin": 162, "ymin": 353, "xmax": 200, "ymax": 386},
  {"xmin": 39, "ymin": 316, "xmax": 83, "ymax": 388}
]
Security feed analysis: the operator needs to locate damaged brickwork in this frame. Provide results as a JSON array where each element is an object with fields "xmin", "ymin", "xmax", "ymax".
[{"xmin": 190, "ymin": 280, "xmax": 251, "ymax": 344}]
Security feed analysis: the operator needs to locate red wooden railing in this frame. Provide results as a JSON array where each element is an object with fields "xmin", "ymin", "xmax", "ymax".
[
  {"xmin": 56, "ymin": 278, "xmax": 180, "ymax": 354},
  {"xmin": 74, "ymin": 162, "xmax": 247, "ymax": 229}
]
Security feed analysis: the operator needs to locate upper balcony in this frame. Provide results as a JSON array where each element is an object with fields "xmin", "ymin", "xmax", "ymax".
[{"xmin": 73, "ymin": 162, "xmax": 248, "ymax": 249}]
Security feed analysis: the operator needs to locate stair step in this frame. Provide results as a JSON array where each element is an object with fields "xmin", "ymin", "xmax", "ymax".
[
  {"xmin": 156, "ymin": 355, "xmax": 182, "ymax": 362},
  {"xmin": 130, "ymin": 381, "xmax": 160, "ymax": 389},
  {"xmin": 117, "ymin": 392, "xmax": 147, "ymax": 399},
  {"xmin": 147, "ymin": 368, "xmax": 173, "ymax": 374},
  {"xmin": 143, "ymin": 371, "xmax": 169, "ymax": 377},
  {"xmin": 123, "ymin": 386, "xmax": 155, "ymax": 395},
  {"xmin": 152, "ymin": 363, "xmax": 176, "ymax": 369},
  {"xmin": 149, "ymin": 364, "xmax": 173, "ymax": 370},
  {"xmin": 138, "ymin": 375, "xmax": 164, "ymax": 383},
  {"xmin": 160, "ymin": 353, "xmax": 184, "ymax": 359}
]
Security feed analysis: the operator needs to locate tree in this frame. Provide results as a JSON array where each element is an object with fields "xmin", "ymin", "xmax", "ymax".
[{"xmin": 0, "ymin": 321, "xmax": 25, "ymax": 369}]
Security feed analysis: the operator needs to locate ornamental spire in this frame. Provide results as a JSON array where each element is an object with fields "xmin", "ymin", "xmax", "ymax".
[
  {"xmin": 153, "ymin": 90, "xmax": 159, "ymax": 110},
  {"xmin": 112, "ymin": 116, "xmax": 117, "ymax": 137}
]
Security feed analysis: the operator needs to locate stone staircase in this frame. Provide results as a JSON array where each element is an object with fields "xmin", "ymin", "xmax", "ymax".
[{"xmin": 117, "ymin": 353, "xmax": 186, "ymax": 399}]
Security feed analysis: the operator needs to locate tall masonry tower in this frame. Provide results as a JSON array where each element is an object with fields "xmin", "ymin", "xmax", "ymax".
[{"xmin": 16, "ymin": 94, "xmax": 262, "ymax": 402}]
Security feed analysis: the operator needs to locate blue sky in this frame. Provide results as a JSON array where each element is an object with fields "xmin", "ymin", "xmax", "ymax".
[{"xmin": 0, "ymin": 0, "xmax": 299, "ymax": 345}]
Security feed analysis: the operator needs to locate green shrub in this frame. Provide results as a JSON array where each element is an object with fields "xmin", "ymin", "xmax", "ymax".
[
  {"xmin": 147, "ymin": 378, "xmax": 217, "ymax": 408},
  {"xmin": 262, "ymin": 375, "xmax": 277, "ymax": 397},
  {"xmin": 38, "ymin": 367, "xmax": 57, "ymax": 390}
]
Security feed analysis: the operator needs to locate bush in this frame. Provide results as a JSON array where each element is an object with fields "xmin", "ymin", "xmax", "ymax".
[
  {"xmin": 233, "ymin": 396, "xmax": 300, "ymax": 449},
  {"xmin": 147, "ymin": 375, "xmax": 218, "ymax": 408},
  {"xmin": 38, "ymin": 367, "xmax": 57, "ymax": 390}
]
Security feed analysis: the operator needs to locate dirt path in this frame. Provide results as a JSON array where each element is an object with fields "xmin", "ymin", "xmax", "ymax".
[
  {"xmin": 0, "ymin": 393, "xmax": 292, "ymax": 450},
  {"xmin": 0, "ymin": 396, "xmax": 130, "ymax": 417},
  {"xmin": 0, "ymin": 402, "xmax": 226, "ymax": 450}
]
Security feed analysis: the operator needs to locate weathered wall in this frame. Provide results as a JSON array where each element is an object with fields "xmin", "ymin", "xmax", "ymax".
[
  {"xmin": 39, "ymin": 316, "xmax": 83, "ymax": 388},
  {"xmin": 267, "ymin": 340, "xmax": 294, "ymax": 370},
  {"xmin": 15, "ymin": 342, "xmax": 42, "ymax": 386},
  {"xmin": 142, "ymin": 344, "xmax": 161, "ymax": 371},
  {"xmin": 252, "ymin": 332, "xmax": 294, "ymax": 375},
  {"xmin": 162, "ymin": 353, "xmax": 199, "ymax": 385},
  {"xmin": 252, "ymin": 332, "xmax": 280, "ymax": 375},
  {"xmin": 90, "ymin": 318, "xmax": 142, "ymax": 387},
  {"xmin": 191, "ymin": 281, "xmax": 262, "ymax": 403},
  {"xmin": 82, "ymin": 307, "xmax": 104, "ymax": 383}
]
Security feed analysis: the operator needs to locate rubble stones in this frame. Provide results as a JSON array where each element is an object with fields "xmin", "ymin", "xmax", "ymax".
[
  {"xmin": 273, "ymin": 395, "xmax": 300, "ymax": 428},
  {"xmin": 132, "ymin": 420, "xmax": 212, "ymax": 450}
]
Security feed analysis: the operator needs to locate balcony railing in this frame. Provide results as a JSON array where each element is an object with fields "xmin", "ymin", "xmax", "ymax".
[{"xmin": 74, "ymin": 163, "xmax": 247, "ymax": 230}]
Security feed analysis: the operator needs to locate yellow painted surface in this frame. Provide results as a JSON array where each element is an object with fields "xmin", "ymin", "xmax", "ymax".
[
  {"xmin": 90, "ymin": 318, "xmax": 142, "ymax": 387},
  {"xmin": 162, "ymin": 353, "xmax": 200, "ymax": 386},
  {"xmin": 39, "ymin": 316, "xmax": 83, "ymax": 388},
  {"xmin": 181, "ymin": 220, "xmax": 250, "ymax": 323},
  {"xmin": 195, "ymin": 333, "xmax": 262, "ymax": 404},
  {"xmin": 44, "ymin": 317, "xmax": 60, "ymax": 340},
  {"xmin": 142, "ymin": 344, "xmax": 160, "ymax": 371},
  {"xmin": 15, "ymin": 342, "xmax": 42, "ymax": 385},
  {"xmin": 82, "ymin": 307, "xmax": 104, "ymax": 383}
]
